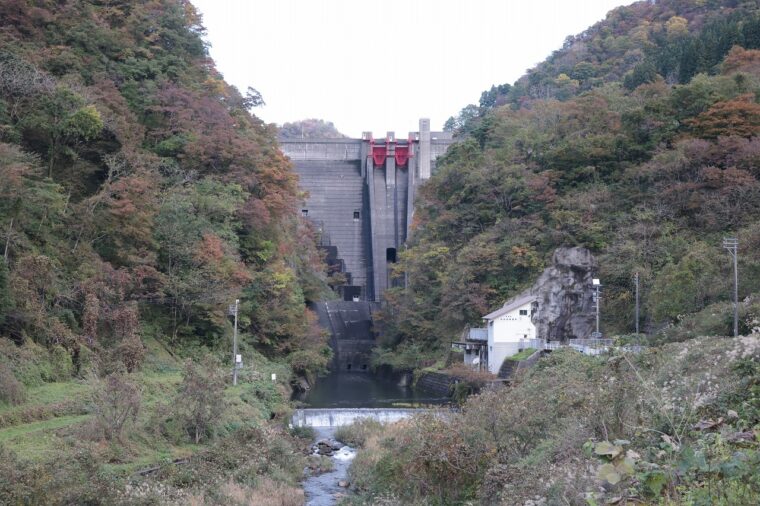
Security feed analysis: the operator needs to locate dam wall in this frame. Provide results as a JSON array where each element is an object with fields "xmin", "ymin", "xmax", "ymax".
[{"xmin": 283, "ymin": 120, "xmax": 454, "ymax": 370}]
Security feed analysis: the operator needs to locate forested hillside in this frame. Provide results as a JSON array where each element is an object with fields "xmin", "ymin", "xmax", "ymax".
[
  {"xmin": 0, "ymin": 0, "xmax": 330, "ymax": 378},
  {"xmin": 345, "ymin": 2, "xmax": 760, "ymax": 504},
  {"xmin": 279, "ymin": 118, "xmax": 347, "ymax": 139},
  {"xmin": 0, "ymin": 1, "xmax": 327, "ymax": 502},
  {"xmin": 381, "ymin": 0, "xmax": 760, "ymax": 367}
]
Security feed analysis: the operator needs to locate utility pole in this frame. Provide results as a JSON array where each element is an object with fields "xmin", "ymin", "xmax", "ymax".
[
  {"xmin": 634, "ymin": 271, "xmax": 640, "ymax": 336},
  {"xmin": 592, "ymin": 278, "xmax": 602, "ymax": 338},
  {"xmin": 722, "ymin": 238, "xmax": 739, "ymax": 337},
  {"xmin": 228, "ymin": 299, "xmax": 240, "ymax": 385}
]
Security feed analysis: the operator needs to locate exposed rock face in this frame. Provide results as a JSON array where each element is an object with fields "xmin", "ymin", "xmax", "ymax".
[{"xmin": 529, "ymin": 247, "xmax": 597, "ymax": 341}]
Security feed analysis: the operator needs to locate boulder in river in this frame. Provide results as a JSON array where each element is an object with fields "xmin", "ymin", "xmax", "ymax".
[{"xmin": 314, "ymin": 438, "xmax": 343, "ymax": 456}]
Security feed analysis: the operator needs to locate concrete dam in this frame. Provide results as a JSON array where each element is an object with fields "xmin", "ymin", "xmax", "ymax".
[{"xmin": 281, "ymin": 119, "xmax": 454, "ymax": 370}]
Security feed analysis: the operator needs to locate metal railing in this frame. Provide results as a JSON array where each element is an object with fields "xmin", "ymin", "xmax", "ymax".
[{"xmin": 516, "ymin": 338, "xmax": 616, "ymax": 356}]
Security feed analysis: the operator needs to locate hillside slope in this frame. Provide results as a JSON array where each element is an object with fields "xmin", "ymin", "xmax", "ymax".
[
  {"xmin": 381, "ymin": 0, "xmax": 760, "ymax": 367},
  {"xmin": 0, "ymin": 1, "xmax": 326, "ymax": 503},
  {"xmin": 350, "ymin": 337, "xmax": 760, "ymax": 505}
]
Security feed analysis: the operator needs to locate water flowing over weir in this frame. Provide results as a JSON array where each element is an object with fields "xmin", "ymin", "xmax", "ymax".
[
  {"xmin": 297, "ymin": 373, "xmax": 450, "ymax": 505},
  {"xmin": 292, "ymin": 407, "xmax": 433, "ymax": 428}
]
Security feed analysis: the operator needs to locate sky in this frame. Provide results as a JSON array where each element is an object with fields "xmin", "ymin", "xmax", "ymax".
[{"xmin": 192, "ymin": 0, "xmax": 633, "ymax": 137}]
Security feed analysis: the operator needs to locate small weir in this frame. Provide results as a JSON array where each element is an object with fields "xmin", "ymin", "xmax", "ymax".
[
  {"xmin": 292, "ymin": 407, "xmax": 432, "ymax": 428},
  {"xmin": 297, "ymin": 372, "xmax": 449, "ymax": 505},
  {"xmin": 298, "ymin": 407, "xmax": 433, "ymax": 506}
]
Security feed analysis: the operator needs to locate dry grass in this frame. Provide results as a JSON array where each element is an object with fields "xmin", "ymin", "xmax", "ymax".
[
  {"xmin": 445, "ymin": 363, "xmax": 495, "ymax": 383},
  {"xmin": 186, "ymin": 478, "xmax": 304, "ymax": 506},
  {"xmin": 334, "ymin": 417, "xmax": 384, "ymax": 448}
]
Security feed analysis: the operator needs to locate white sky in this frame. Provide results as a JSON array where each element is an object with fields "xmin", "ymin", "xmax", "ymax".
[{"xmin": 193, "ymin": 0, "xmax": 632, "ymax": 137}]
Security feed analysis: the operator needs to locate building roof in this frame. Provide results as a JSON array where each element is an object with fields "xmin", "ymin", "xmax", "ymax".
[
  {"xmin": 467, "ymin": 327, "xmax": 488, "ymax": 341},
  {"xmin": 482, "ymin": 293, "xmax": 537, "ymax": 321}
]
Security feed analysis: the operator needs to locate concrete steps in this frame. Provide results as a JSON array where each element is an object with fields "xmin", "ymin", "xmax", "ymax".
[{"xmin": 497, "ymin": 359, "xmax": 517, "ymax": 379}]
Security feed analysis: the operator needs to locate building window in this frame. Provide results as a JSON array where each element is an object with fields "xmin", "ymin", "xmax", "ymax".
[
  {"xmin": 353, "ymin": 210, "xmax": 360, "ymax": 221},
  {"xmin": 301, "ymin": 209, "xmax": 308, "ymax": 217},
  {"xmin": 519, "ymin": 309, "xmax": 528, "ymax": 315}
]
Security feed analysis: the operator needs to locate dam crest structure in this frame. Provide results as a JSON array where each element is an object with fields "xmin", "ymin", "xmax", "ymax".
[{"xmin": 280, "ymin": 119, "xmax": 454, "ymax": 371}]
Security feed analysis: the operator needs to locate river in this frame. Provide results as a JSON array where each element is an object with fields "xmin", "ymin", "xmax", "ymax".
[{"xmin": 295, "ymin": 372, "xmax": 448, "ymax": 505}]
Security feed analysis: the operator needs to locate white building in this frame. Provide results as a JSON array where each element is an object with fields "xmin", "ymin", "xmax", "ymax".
[{"xmin": 483, "ymin": 294, "xmax": 538, "ymax": 375}]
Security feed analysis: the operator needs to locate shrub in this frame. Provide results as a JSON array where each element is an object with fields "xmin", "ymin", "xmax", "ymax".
[
  {"xmin": 49, "ymin": 344, "xmax": 73, "ymax": 380},
  {"xmin": 287, "ymin": 348, "xmax": 330, "ymax": 384},
  {"xmin": 288, "ymin": 424, "xmax": 315, "ymax": 440},
  {"xmin": 335, "ymin": 418, "xmax": 384, "ymax": 448},
  {"xmin": 350, "ymin": 414, "xmax": 490, "ymax": 504},
  {"xmin": 0, "ymin": 339, "xmax": 56, "ymax": 386},
  {"xmin": 159, "ymin": 425, "xmax": 305, "ymax": 490},
  {"xmin": 176, "ymin": 357, "xmax": 226, "ymax": 443},
  {"xmin": 115, "ymin": 334, "xmax": 145, "ymax": 373},
  {"xmin": 73, "ymin": 343, "xmax": 97, "ymax": 377},
  {"xmin": 0, "ymin": 363, "xmax": 25, "ymax": 405},
  {"xmin": 0, "ymin": 445, "xmax": 120, "ymax": 505},
  {"xmin": 90, "ymin": 373, "xmax": 140, "ymax": 441}
]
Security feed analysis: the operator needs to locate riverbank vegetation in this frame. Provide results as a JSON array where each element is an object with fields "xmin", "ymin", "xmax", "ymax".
[
  {"xmin": 0, "ymin": 0, "xmax": 328, "ymax": 503},
  {"xmin": 0, "ymin": 334, "xmax": 311, "ymax": 504},
  {"xmin": 347, "ymin": 337, "xmax": 760, "ymax": 505}
]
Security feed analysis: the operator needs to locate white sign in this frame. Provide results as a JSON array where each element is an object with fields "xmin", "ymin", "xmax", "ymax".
[{"xmin": 271, "ymin": 373, "xmax": 277, "ymax": 382}]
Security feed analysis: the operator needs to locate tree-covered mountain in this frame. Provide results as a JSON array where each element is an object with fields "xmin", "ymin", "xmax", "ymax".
[
  {"xmin": 0, "ymin": 0, "xmax": 330, "ymax": 371},
  {"xmin": 279, "ymin": 118, "xmax": 348, "ymax": 139},
  {"xmin": 381, "ymin": 0, "xmax": 760, "ymax": 368},
  {"xmin": 448, "ymin": 0, "xmax": 760, "ymax": 135},
  {"xmin": 347, "ymin": 2, "xmax": 760, "ymax": 504},
  {"xmin": 0, "ymin": 2, "xmax": 329, "ymax": 502}
]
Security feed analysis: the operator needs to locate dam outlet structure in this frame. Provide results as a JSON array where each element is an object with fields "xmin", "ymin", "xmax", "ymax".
[{"xmin": 280, "ymin": 119, "xmax": 454, "ymax": 371}]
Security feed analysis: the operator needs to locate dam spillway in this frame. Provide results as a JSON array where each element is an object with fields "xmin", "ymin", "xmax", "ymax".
[{"xmin": 281, "ymin": 120, "xmax": 454, "ymax": 369}]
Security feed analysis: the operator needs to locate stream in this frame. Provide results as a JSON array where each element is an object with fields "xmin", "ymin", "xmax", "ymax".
[{"xmin": 295, "ymin": 372, "xmax": 448, "ymax": 505}]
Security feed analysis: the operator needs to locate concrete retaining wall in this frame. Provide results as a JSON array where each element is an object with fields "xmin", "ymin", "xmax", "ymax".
[
  {"xmin": 515, "ymin": 349, "xmax": 543, "ymax": 373},
  {"xmin": 416, "ymin": 372, "xmax": 456, "ymax": 397}
]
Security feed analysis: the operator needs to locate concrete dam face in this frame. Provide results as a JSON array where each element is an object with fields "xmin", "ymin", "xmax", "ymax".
[{"xmin": 281, "ymin": 119, "xmax": 453, "ymax": 371}]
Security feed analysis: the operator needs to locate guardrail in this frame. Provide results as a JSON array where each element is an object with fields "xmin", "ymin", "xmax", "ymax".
[{"xmin": 516, "ymin": 338, "xmax": 617, "ymax": 356}]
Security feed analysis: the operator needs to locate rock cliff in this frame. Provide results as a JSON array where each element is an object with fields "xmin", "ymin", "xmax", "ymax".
[{"xmin": 529, "ymin": 247, "xmax": 597, "ymax": 341}]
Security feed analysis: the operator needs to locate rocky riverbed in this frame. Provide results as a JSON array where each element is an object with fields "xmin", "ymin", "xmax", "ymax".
[{"xmin": 303, "ymin": 428, "xmax": 356, "ymax": 506}]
